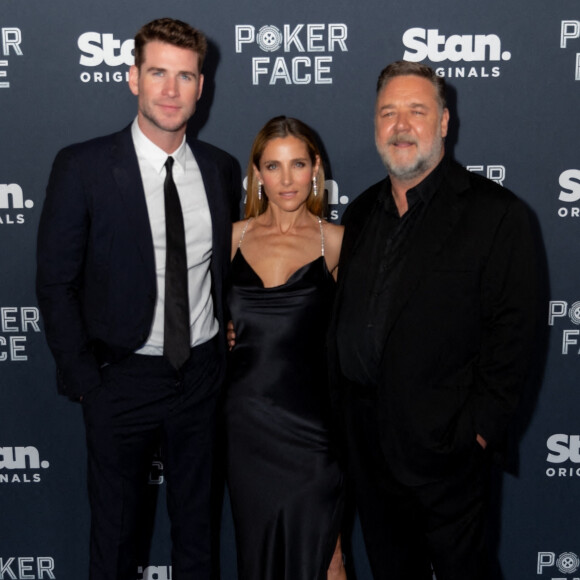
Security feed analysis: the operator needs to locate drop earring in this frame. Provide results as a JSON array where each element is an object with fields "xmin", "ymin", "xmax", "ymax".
[
  {"xmin": 312, "ymin": 177, "xmax": 318, "ymax": 197},
  {"xmin": 258, "ymin": 182, "xmax": 262, "ymax": 200}
]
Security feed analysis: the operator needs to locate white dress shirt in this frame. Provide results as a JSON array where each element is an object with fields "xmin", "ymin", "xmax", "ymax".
[{"xmin": 131, "ymin": 118, "xmax": 218, "ymax": 356}]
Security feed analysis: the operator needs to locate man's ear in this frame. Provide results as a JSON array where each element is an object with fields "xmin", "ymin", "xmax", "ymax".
[
  {"xmin": 440, "ymin": 107, "xmax": 450, "ymax": 139},
  {"xmin": 128, "ymin": 65, "xmax": 139, "ymax": 96}
]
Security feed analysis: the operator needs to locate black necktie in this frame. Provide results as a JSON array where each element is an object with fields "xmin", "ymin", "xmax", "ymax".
[{"xmin": 163, "ymin": 156, "xmax": 190, "ymax": 369}]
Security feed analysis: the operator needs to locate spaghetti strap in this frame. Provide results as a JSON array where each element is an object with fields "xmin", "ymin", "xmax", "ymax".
[
  {"xmin": 318, "ymin": 217, "xmax": 325, "ymax": 257},
  {"xmin": 238, "ymin": 218, "xmax": 253, "ymax": 248}
]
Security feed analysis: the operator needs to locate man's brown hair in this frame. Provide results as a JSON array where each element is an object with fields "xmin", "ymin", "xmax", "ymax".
[{"xmin": 134, "ymin": 18, "xmax": 207, "ymax": 70}]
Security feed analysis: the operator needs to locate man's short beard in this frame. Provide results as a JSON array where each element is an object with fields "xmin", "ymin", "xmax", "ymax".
[
  {"xmin": 379, "ymin": 151, "xmax": 434, "ymax": 182},
  {"xmin": 377, "ymin": 138, "xmax": 444, "ymax": 183}
]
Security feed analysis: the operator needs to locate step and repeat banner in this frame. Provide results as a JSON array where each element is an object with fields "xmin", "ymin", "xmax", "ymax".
[{"xmin": 1, "ymin": 0, "xmax": 579, "ymax": 578}]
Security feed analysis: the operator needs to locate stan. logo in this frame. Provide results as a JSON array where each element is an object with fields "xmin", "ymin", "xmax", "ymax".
[
  {"xmin": 0, "ymin": 183, "xmax": 34, "ymax": 225},
  {"xmin": 78, "ymin": 32, "xmax": 133, "ymax": 84},
  {"xmin": 241, "ymin": 177, "xmax": 348, "ymax": 221},
  {"xmin": 138, "ymin": 565, "xmax": 172, "ymax": 579},
  {"xmin": 326, "ymin": 180, "xmax": 349, "ymax": 221},
  {"xmin": 402, "ymin": 27, "xmax": 510, "ymax": 78},
  {"xmin": 545, "ymin": 434, "xmax": 580, "ymax": 478},
  {"xmin": 0, "ymin": 446, "xmax": 49, "ymax": 484},
  {"xmin": 235, "ymin": 24, "xmax": 348, "ymax": 85},
  {"xmin": 558, "ymin": 169, "xmax": 580, "ymax": 218}
]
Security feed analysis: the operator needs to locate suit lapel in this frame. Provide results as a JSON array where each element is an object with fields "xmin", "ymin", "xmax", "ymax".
[
  {"xmin": 381, "ymin": 162, "xmax": 470, "ymax": 344},
  {"xmin": 342, "ymin": 181, "xmax": 387, "ymax": 272},
  {"xmin": 335, "ymin": 180, "xmax": 386, "ymax": 313},
  {"xmin": 110, "ymin": 126, "xmax": 155, "ymax": 269}
]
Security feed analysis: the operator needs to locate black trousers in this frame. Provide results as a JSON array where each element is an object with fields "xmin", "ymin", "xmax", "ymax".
[
  {"xmin": 343, "ymin": 392, "xmax": 490, "ymax": 580},
  {"xmin": 81, "ymin": 338, "xmax": 222, "ymax": 580}
]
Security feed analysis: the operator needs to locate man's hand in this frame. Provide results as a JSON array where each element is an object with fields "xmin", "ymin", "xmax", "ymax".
[{"xmin": 476, "ymin": 433, "xmax": 487, "ymax": 449}]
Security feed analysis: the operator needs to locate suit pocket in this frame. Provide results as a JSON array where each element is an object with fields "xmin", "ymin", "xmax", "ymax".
[{"xmin": 414, "ymin": 368, "xmax": 476, "ymax": 456}]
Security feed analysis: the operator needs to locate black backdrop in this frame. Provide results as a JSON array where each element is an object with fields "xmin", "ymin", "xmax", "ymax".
[{"xmin": 1, "ymin": 0, "xmax": 579, "ymax": 578}]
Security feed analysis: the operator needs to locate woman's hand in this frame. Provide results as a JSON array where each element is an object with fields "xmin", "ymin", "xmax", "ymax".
[{"xmin": 227, "ymin": 320, "xmax": 236, "ymax": 351}]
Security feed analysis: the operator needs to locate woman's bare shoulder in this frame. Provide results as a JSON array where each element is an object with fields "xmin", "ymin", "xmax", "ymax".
[
  {"xmin": 231, "ymin": 219, "xmax": 253, "ymax": 258},
  {"xmin": 232, "ymin": 219, "xmax": 248, "ymax": 236},
  {"xmin": 322, "ymin": 220, "xmax": 345, "ymax": 252},
  {"xmin": 233, "ymin": 218, "xmax": 257, "ymax": 239}
]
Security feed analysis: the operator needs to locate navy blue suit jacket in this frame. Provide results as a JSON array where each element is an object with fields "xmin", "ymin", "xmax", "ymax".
[{"xmin": 36, "ymin": 124, "xmax": 240, "ymax": 400}]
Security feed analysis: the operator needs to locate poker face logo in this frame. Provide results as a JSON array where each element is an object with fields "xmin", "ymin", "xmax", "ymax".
[
  {"xmin": 0, "ymin": 27, "xmax": 23, "ymax": 89},
  {"xmin": 0, "ymin": 557, "xmax": 56, "ymax": 579},
  {"xmin": 401, "ymin": 27, "xmax": 511, "ymax": 78},
  {"xmin": 256, "ymin": 26, "xmax": 283, "ymax": 52},
  {"xmin": 538, "ymin": 551, "xmax": 580, "ymax": 577},
  {"xmin": 0, "ymin": 307, "xmax": 41, "ymax": 361},
  {"xmin": 560, "ymin": 21, "xmax": 580, "ymax": 80},
  {"xmin": 148, "ymin": 458, "xmax": 164, "ymax": 485},
  {"xmin": 465, "ymin": 165, "xmax": 506, "ymax": 186},
  {"xmin": 548, "ymin": 301, "xmax": 580, "ymax": 354},
  {"xmin": 235, "ymin": 23, "xmax": 348, "ymax": 85}
]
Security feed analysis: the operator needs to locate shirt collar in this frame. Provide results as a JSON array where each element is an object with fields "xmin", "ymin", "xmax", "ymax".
[
  {"xmin": 131, "ymin": 117, "xmax": 187, "ymax": 175},
  {"xmin": 411, "ymin": 155, "xmax": 448, "ymax": 205},
  {"xmin": 380, "ymin": 155, "xmax": 449, "ymax": 213}
]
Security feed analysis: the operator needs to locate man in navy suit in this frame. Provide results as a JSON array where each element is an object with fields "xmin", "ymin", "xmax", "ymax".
[
  {"xmin": 329, "ymin": 61, "xmax": 538, "ymax": 579},
  {"xmin": 36, "ymin": 18, "xmax": 239, "ymax": 580}
]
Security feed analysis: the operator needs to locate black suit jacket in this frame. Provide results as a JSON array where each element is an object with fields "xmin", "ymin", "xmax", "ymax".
[
  {"xmin": 330, "ymin": 160, "xmax": 537, "ymax": 485},
  {"xmin": 36, "ymin": 124, "xmax": 240, "ymax": 400}
]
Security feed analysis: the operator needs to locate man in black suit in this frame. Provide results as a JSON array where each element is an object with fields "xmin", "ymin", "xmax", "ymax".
[
  {"xmin": 330, "ymin": 61, "xmax": 537, "ymax": 579},
  {"xmin": 36, "ymin": 18, "xmax": 239, "ymax": 580}
]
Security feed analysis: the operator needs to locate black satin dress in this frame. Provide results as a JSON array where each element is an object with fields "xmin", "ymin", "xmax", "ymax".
[{"xmin": 225, "ymin": 246, "xmax": 344, "ymax": 580}]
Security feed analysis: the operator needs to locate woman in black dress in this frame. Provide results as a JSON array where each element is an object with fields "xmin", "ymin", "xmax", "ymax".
[{"xmin": 225, "ymin": 116, "xmax": 346, "ymax": 580}]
